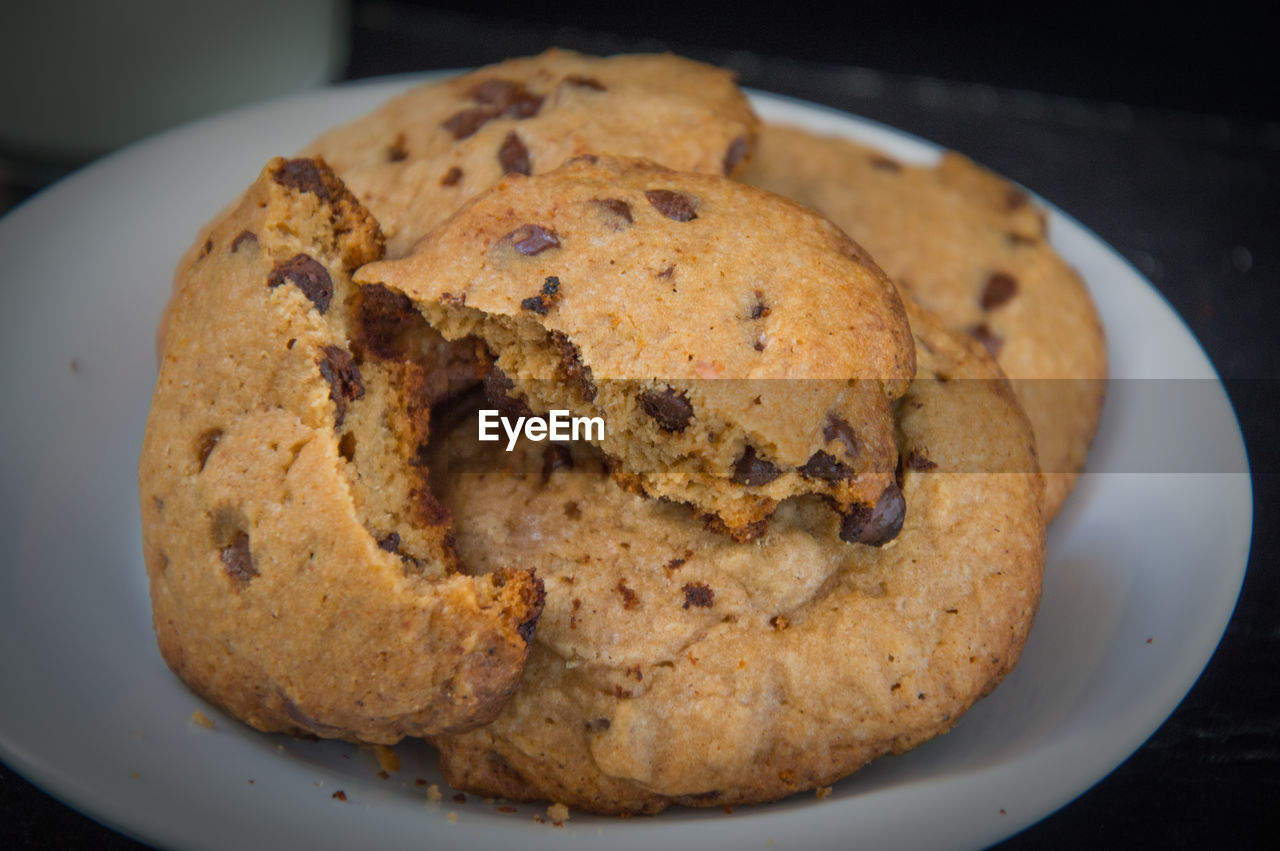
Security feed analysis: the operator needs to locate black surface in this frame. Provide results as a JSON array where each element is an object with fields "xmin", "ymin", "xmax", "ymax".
[{"xmin": 2, "ymin": 3, "xmax": 1277, "ymax": 848}]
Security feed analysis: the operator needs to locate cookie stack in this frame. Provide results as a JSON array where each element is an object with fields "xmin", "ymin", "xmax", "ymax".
[{"xmin": 139, "ymin": 49, "xmax": 1104, "ymax": 814}]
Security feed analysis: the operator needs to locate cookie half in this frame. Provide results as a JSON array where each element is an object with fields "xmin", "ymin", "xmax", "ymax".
[
  {"xmin": 742, "ymin": 124, "xmax": 1106, "ymax": 519},
  {"xmin": 307, "ymin": 49, "xmax": 760, "ymax": 257},
  {"xmin": 140, "ymin": 157, "xmax": 544, "ymax": 744},
  {"xmin": 356, "ymin": 155, "xmax": 915, "ymax": 541},
  {"xmin": 426, "ymin": 302, "xmax": 1045, "ymax": 813}
]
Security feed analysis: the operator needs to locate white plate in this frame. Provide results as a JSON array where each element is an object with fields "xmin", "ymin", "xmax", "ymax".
[{"xmin": 0, "ymin": 78, "xmax": 1252, "ymax": 850}]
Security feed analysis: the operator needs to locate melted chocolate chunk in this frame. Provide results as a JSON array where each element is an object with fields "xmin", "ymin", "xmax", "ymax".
[
  {"xmin": 220, "ymin": 532, "xmax": 257, "ymax": 582},
  {"xmin": 377, "ymin": 532, "xmax": 401, "ymax": 553},
  {"xmin": 968, "ymin": 323, "xmax": 1004, "ymax": 358},
  {"xmin": 271, "ymin": 158, "xmax": 330, "ymax": 200},
  {"xmin": 267, "ymin": 254, "xmax": 333, "ymax": 313},
  {"xmin": 550, "ymin": 331, "xmax": 595, "ymax": 401},
  {"xmin": 645, "ymin": 189, "xmax": 698, "ymax": 222},
  {"xmin": 638, "ymin": 387, "xmax": 694, "ymax": 433},
  {"xmin": 681, "ymin": 582, "xmax": 715, "ymax": 609},
  {"xmin": 440, "ymin": 166, "xmax": 463, "ymax": 186},
  {"xmin": 732, "ymin": 446, "xmax": 781, "ymax": 486},
  {"xmin": 981, "ymin": 272, "xmax": 1019, "ymax": 310},
  {"xmin": 317, "ymin": 345, "xmax": 365, "ymax": 427},
  {"xmin": 723, "ymin": 136, "xmax": 749, "ymax": 175},
  {"xmin": 505, "ymin": 224, "xmax": 560, "ymax": 256},
  {"xmin": 442, "ymin": 108, "xmax": 496, "ymax": 139},
  {"xmin": 595, "ymin": 197, "xmax": 633, "ymax": 223},
  {"xmin": 839, "ymin": 482, "xmax": 905, "ymax": 546},
  {"xmin": 521, "ymin": 275, "xmax": 562, "ymax": 315},
  {"xmin": 563, "ymin": 74, "xmax": 606, "ymax": 91},
  {"xmin": 356, "ymin": 284, "xmax": 419, "ymax": 359},
  {"xmin": 799, "ymin": 450, "xmax": 853, "ymax": 481},
  {"xmin": 541, "ymin": 444, "xmax": 574, "ymax": 483},
  {"xmin": 823, "ymin": 415, "xmax": 861, "ymax": 458},
  {"xmin": 498, "ymin": 131, "xmax": 531, "ymax": 175},
  {"xmin": 230, "ymin": 230, "xmax": 257, "ymax": 253}
]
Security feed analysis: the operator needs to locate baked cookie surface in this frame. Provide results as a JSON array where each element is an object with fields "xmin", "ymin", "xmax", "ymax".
[
  {"xmin": 356, "ymin": 155, "xmax": 915, "ymax": 540},
  {"xmin": 139, "ymin": 157, "xmax": 544, "ymax": 744},
  {"xmin": 307, "ymin": 49, "xmax": 760, "ymax": 257},
  {"xmin": 741, "ymin": 124, "xmax": 1106, "ymax": 519},
  {"xmin": 425, "ymin": 302, "xmax": 1045, "ymax": 813}
]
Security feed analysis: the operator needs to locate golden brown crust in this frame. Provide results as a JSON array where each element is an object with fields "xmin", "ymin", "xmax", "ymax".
[
  {"xmin": 140, "ymin": 157, "xmax": 543, "ymax": 743},
  {"xmin": 741, "ymin": 124, "xmax": 1106, "ymax": 520}
]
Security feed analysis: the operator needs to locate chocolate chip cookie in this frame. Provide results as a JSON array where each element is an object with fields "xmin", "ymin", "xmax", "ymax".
[
  {"xmin": 426, "ymin": 301, "xmax": 1045, "ymax": 813},
  {"xmin": 140, "ymin": 157, "xmax": 544, "ymax": 744},
  {"xmin": 742, "ymin": 124, "xmax": 1106, "ymax": 519},
  {"xmin": 355, "ymin": 155, "xmax": 915, "ymax": 541},
  {"xmin": 307, "ymin": 49, "xmax": 760, "ymax": 257}
]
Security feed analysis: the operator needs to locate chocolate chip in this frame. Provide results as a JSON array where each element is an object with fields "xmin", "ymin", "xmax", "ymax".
[
  {"xmin": 230, "ymin": 230, "xmax": 257, "ymax": 253},
  {"xmin": 377, "ymin": 532, "xmax": 401, "ymax": 553},
  {"xmin": 723, "ymin": 136, "xmax": 749, "ymax": 175},
  {"xmin": 550, "ymin": 331, "xmax": 595, "ymax": 401},
  {"xmin": 981, "ymin": 272, "xmax": 1019, "ymax": 310},
  {"xmin": 645, "ymin": 189, "xmax": 698, "ymax": 222},
  {"xmin": 198, "ymin": 238, "xmax": 213, "ymax": 259},
  {"xmin": 504, "ymin": 224, "xmax": 560, "ymax": 256},
  {"xmin": 839, "ymin": 482, "xmax": 905, "ymax": 546},
  {"xmin": 616, "ymin": 578, "xmax": 639, "ymax": 610},
  {"xmin": 387, "ymin": 133, "xmax": 408, "ymax": 162},
  {"xmin": 471, "ymin": 79, "xmax": 544, "ymax": 118},
  {"xmin": 638, "ymin": 387, "xmax": 694, "ymax": 433},
  {"xmin": 483, "ymin": 364, "xmax": 533, "ymax": 418},
  {"xmin": 196, "ymin": 429, "xmax": 222, "ymax": 472},
  {"xmin": 356, "ymin": 284, "xmax": 419, "ymax": 360},
  {"xmin": 220, "ymin": 532, "xmax": 257, "ymax": 582},
  {"xmin": 267, "ymin": 254, "xmax": 332, "ymax": 313},
  {"xmin": 440, "ymin": 166, "xmax": 463, "ymax": 186},
  {"xmin": 750, "ymin": 290, "xmax": 771, "ymax": 320},
  {"xmin": 541, "ymin": 444, "xmax": 574, "ymax": 483},
  {"xmin": 595, "ymin": 198, "xmax": 633, "ymax": 223},
  {"xmin": 968, "ymin": 323, "xmax": 1004, "ymax": 358},
  {"xmin": 563, "ymin": 74, "xmax": 606, "ymax": 91},
  {"xmin": 521, "ymin": 275, "xmax": 562, "ymax": 315},
  {"xmin": 823, "ymin": 415, "xmax": 861, "ymax": 458},
  {"xmin": 732, "ymin": 446, "xmax": 781, "ymax": 486},
  {"xmin": 442, "ymin": 108, "xmax": 497, "ymax": 139},
  {"xmin": 870, "ymin": 155, "xmax": 903, "ymax": 172},
  {"xmin": 1005, "ymin": 187, "xmax": 1030, "ymax": 210},
  {"xmin": 317, "ymin": 345, "xmax": 365, "ymax": 428},
  {"xmin": 498, "ymin": 131, "xmax": 531, "ymax": 175},
  {"xmin": 681, "ymin": 582, "xmax": 714, "ymax": 609},
  {"xmin": 271, "ymin": 158, "xmax": 330, "ymax": 200},
  {"xmin": 906, "ymin": 450, "xmax": 938, "ymax": 471},
  {"xmin": 799, "ymin": 450, "xmax": 853, "ymax": 481},
  {"xmin": 1006, "ymin": 231, "xmax": 1037, "ymax": 246}
]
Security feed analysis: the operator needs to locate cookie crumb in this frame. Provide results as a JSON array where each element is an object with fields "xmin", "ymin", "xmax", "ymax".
[
  {"xmin": 548, "ymin": 802, "xmax": 570, "ymax": 824},
  {"xmin": 453, "ymin": 793, "xmax": 468, "ymax": 804},
  {"xmin": 498, "ymin": 805, "xmax": 518, "ymax": 813},
  {"xmin": 331, "ymin": 790, "xmax": 347, "ymax": 801},
  {"xmin": 447, "ymin": 811, "xmax": 458, "ymax": 823},
  {"xmin": 377, "ymin": 770, "xmax": 390, "ymax": 780},
  {"xmin": 816, "ymin": 786, "xmax": 833, "ymax": 799},
  {"xmin": 426, "ymin": 784, "xmax": 443, "ymax": 803},
  {"xmin": 373, "ymin": 744, "xmax": 400, "ymax": 773},
  {"xmin": 1000, "ymin": 808, "xmax": 1007, "ymax": 815},
  {"xmin": 190, "ymin": 710, "xmax": 215, "ymax": 729}
]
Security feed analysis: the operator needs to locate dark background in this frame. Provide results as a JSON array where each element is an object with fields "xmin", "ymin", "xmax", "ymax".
[{"xmin": 2, "ymin": 1, "xmax": 1276, "ymax": 847}]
